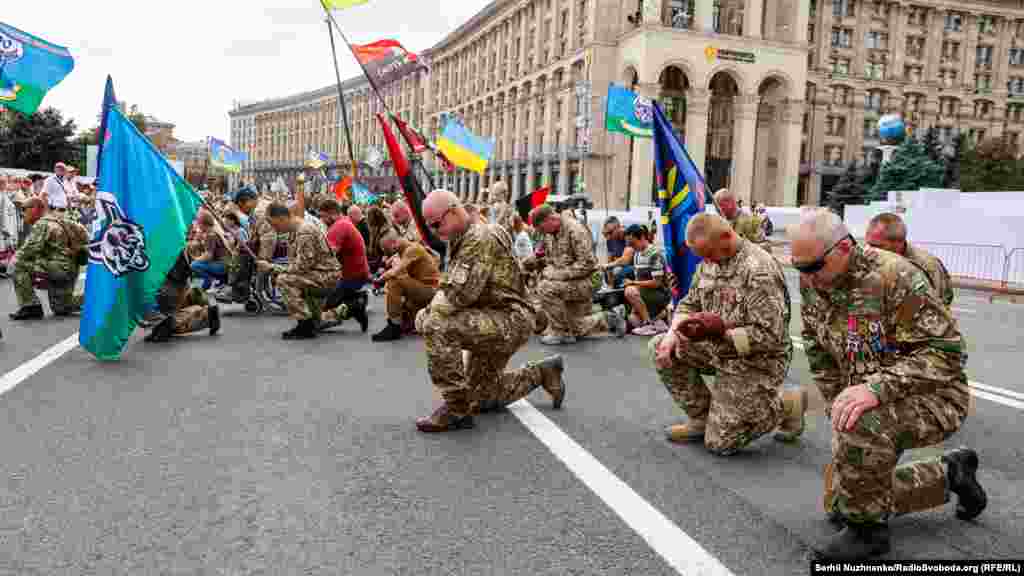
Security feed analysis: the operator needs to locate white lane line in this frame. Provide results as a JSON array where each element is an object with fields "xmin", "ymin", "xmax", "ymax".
[
  {"xmin": 790, "ymin": 336, "xmax": 1023, "ymax": 411},
  {"xmin": 952, "ymin": 307, "xmax": 977, "ymax": 315},
  {"xmin": 509, "ymin": 400, "xmax": 735, "ymax": 576},
  {"xmin": 0, "ymin": 333, "xmax": 79, "ymax": 397}
]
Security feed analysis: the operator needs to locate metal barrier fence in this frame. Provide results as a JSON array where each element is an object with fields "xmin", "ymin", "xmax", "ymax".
[{"xmin": 779, "ymin": 239, "xmax": 1024, "ymax": 288}]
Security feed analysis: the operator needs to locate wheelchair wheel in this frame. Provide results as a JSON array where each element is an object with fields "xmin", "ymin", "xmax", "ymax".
[{"xmin": 244, "ymin": 298, "xmax": 262, "ymax": 314}]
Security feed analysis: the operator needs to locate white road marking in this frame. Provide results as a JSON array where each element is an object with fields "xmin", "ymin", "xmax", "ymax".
[
  {"xmin": 0, "ymin": 333, "xmax": 79, "ymax": 398},
  {"xmin": 952, "ymin": 307, "xmax": 977, "ymax": 315},
  {"xmin": 790, "ymin": 336, "xmax": 1023, "ymax": 411},
  {"xmin": 509, "ymin": 400, "xmax": 735, "ymax": 576}
]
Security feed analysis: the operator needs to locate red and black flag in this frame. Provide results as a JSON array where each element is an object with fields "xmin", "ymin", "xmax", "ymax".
[
  {"xmin": 353, "ymin": 40, "xmax": 424, "ymax": 87},
  {"xmin": 516, "ymin": 186, "xmax": 551, "ymax": 223},
  {"xmin": 392, "ymin": 114, "xmax": 455, "ymax": 173},
  {"xmin": 376, "ymin": 113, "xmax": 443, "ymax": 253}
]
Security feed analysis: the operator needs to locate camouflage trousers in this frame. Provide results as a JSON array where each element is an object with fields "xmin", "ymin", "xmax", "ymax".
[
  {"xmin": 826, "ymin": 393, "xmax": 966, "ymax": 524},
  {"xmin": 648, "ymin": 334, "xmax": 787, "ymax": 455},
  {"xmin": 534, "ymin": 278, "xmax": 608, "ymax": 338},
  {"xmin": 157, "ymin": 284, "xmax": 211, "ymax": 335},
  {"xmin": 276, "ymin": 272, "xmax": 337, "ymax": 321},
  {"xmin": 385, "ymin": 274, "xmax": 436, "ymax": 323},
  {"xmin": 418, "ymin": 302, "xmax": 543, "ymax": 417},
  {"xmin": 13, "ymin": 257, "xmax": 78, "ymax": 313}
]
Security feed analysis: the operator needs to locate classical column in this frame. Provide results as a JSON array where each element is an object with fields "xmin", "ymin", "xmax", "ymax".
[
  {"xmin": 629, "ymin": 82, "xmax": 659, "ymax": 207},
  {"xmin": 995, "ymin": 17, "xmax": 1011, "ymax": 95},
  {"xmin": 889, "ymin": 3, "xmax": 904, "ymax": 79},
  {"xmin": 963, "ymin": 15, "xmax": 979, "ymax": 87},
  {"xmin": 817, "ymin": 0, "xmax": 834, "ymax": 69},
  {"xmin": 542, "ymin": 87, "xmax": 555, "ymax": 189},
  {"xmin": 745, "ymin": 0, "xmax": 763, "ymax": 39},
  {"xmin": 559, "ymin": 87, "xmax": 572, "ymax": 196},
  {"xmin": 778, "ymin": 100, "xmax": 805, "ymax": 206},
  {"xmin": 696, "ymin": 0, "xmax": 715, "ymax": 33},
  {"xmin": 730, "ymin": 98, "xmax": 759, "ymax": 205},
  {"xmin": 924, "ymin": 9, "xmax": 943, "ymax": 83},
  {"xmin": 685, "ymin": 87, "xmax": 711, "ymax": 179},
  {"xmin": 525, "ymin": 90, "xmax": 537, "ymax": 194}
]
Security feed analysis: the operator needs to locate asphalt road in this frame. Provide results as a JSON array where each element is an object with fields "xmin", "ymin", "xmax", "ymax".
[{"xmin": 0, "ymin": 277, "xmax": 1022, "ymax": 575}]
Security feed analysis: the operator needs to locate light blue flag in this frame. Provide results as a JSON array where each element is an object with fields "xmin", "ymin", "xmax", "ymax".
[
  {"xmin": 80, "ymin": 106, "xmax": 203, "ymax": 360},
  {"xmin": 605, "ymin": 83, "xmax": 653, "ymax": 138},
  {"xmin": 0, "ymin": 22, "xmax": 74, "ymax": 116}
]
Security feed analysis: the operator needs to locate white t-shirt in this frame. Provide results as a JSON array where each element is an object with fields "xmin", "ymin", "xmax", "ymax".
[
  {"xmin": 513, "ymin": 230, "xmax": 534, "ymax": 260},
  {"xmin": 43, "ymin": 175, "xmax": 69, "ymax": 209}
]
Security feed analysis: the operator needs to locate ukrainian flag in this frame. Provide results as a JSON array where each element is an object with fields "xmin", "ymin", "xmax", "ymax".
[
  {"xmin": 652, "ymin": 101, "xmax": 707, "ymax": 302},
  {"xmin": 437, "ymin": 116, "xmax": 494, "ymax": 175}
]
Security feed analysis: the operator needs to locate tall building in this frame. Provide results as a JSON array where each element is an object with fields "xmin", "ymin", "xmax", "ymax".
[
  {"xmin": 804, "ymin": 0, "xmax": 1024, "ymax": 205},
  {"xmin": 231, "ymin": 0, "xmax": 810, "ymax": 209},
  {"xmin": 230, "ymin": 0, "xmax": 1024, "ymax": 208}
]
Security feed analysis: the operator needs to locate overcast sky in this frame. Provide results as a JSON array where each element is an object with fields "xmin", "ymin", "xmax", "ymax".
[{"xmin": 7, "ymin": 0, "xmax": 492, "ymax": 142}]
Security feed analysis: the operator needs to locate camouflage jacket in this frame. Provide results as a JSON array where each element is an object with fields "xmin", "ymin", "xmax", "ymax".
[
  {"xmin": 273, "ymin": 221, "xmax": 342, "ymax": 278},
  {"xmin": 675, "ymin": 239, "xmax": 792, "ymax": 369},
  {"xmin": 17, "ymin": 213, "xmax": 89, "ymax": 269},
  {"xmin": 438, "ymin": 222, "xmax": 532, "ymax": 315},
  {"xmin": 534, "ymin": 213, "xmax": 598, "ymax": 282},
  {"xmin": 728, "ymin": 213, "xmax": 766, "ymax": 244},
  {"xmin": 904, "ymin": 243, "xmax": 954, "ymax": 309},
  {"xmin": 800, "ymin": 245, "xmax": 969, "ymax": 426}
]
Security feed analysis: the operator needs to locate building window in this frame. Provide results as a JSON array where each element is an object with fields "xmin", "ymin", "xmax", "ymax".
[
  {"xmin": 830, "ymin": 58, "xmax": 851, "ymax": 76},
  {"xmin": 1010, "ymin": 77, "xmax": 1024, "ymax": 95},
  {"xmin": 945, "ymin": 12, "xmax": 963, "ymax": 32},
  {"xmin": 942, "ymin": 41, "xmax": 960, "ymax": 62},
  {"xmin": 864, "ymin": 90, "xmax": 886, "ymax": 112},
  {"xmin": 975, "ymin": 74, "xmax": 993, "ymax": 92},
  {"xmin": 904, "ymin": 65, "xmax": 923, "ymax": 83},
  {"xmin": 826, "ymin": 115, "xmax": 846, "ymax": 136},
  {"xmin": 669, "ymin": 0, "xmax": 694, "ymax": 29},
  {"xmin": 978, "ymin": 15, "xmax": 995, "ymax": 35},
  {"xmin": 1010, "ymin": 48, "xmax": 1024, "ymax": 67},
  {"xmin": 865, "ymin": 62, "xmax": 886, "ymax": 80},
  {"xmin": 833, "ymin": 0, "xmax": 855, "ymax": 18},
  {"xmin": 832, "ymin": 85, "xmax": 852, "ymax": 106},
  {"xmin": 831, "ymin": 28, "xmax": 853, "ymax": 48},
  {"xmin": 977, "ymin": 45, "xmax": 993, "ymax": 68},
  {"xmin": 975, "ymin": 100, "xmax": 992, "ymax": 119},
  {"xmin": 864, "ymin": 31, "xmax": 887, "ymax": 49},
  {"xmin": 906, "ymin": 7, "xmax": 927, "ymax": 27}
]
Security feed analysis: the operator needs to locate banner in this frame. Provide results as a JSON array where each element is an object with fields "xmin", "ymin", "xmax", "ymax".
[
  {"xmin": 605, "ymin": 83, "xmax": 654, "ymax": 138},
  {"xmin": 352, "ymin": 39, "xmax": 424, "ymax": 86},
  {"xmin": 0, "ymin": 22, "xmax": 75, "ymax": 116}
]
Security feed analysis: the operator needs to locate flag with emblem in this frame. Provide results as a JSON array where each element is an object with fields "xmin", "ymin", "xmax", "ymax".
[
  {"xmin": 652, "ymin": 101, "xmax": 706, "ymax": 302},
  {"xmin": 80, "ymin": 105, "xmax": 203, "ymax": 361},
  {"xmin": 0, "ymin": 22, "xmax": 75, "ymax": 116},
  {"xmin": 605, "ymin": 83, "xmax": 653, "ymax": 138}
]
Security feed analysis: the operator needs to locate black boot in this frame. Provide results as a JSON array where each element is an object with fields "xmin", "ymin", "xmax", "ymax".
[
  {"xmin": 944, "ymin": 448, "xmax": 987, "ymax": 521},
  {"xmin": 372, "ymin": 320, "xmax": 402, "ymax": 342},
  {"xmin": 283, "ymin": 318, "xmax": 318, "ymax": 340},
  {"xmin": 144, "ymin": 317, "xmax": 175, "ymax": 343},
  {"xmin": 813, "ymin": 522, "xmax": 891, "ymax": 561},
  {"xmin": 208, "ymin": 305, "xmax": 221, "ymax": 336},
  {"xmin": 9, "ymin": 304, "xmax": 44, "ymax": 320},
  {"xmin": 351, "ymin": 301, "xmax": 369, "ymax": 333}
]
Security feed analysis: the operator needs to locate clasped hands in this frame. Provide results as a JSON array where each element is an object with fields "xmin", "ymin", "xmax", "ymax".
[{"xmin": 654, "ymin": 312, "xmax": 729, "ymax": 369}]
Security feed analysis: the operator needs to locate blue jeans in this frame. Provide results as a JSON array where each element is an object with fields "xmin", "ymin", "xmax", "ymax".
[
  {"xmin": 325, "ymin": 277, "xmax": 369, "ymax": 310},
  {"xmin": 190, "ymin": 261, "xmax": 227, "ymax": 290},
  {"xmin": 610, "ymin": 265, "xmax": 635, "ymax": 288}
]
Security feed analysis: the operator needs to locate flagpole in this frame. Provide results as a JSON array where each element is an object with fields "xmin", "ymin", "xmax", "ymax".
[
  {"xmin": 320, "ymin": 3, "xmax": 437, "ymax": 192},
  {"xmin": 324, "ymin": 12, "xmax": 358, "ymax": 182}
]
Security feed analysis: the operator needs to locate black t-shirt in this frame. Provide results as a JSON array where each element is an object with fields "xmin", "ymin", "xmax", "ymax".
[{"xmin": 606, "ymin": 237, "xmax": 627, "ymax": 260}]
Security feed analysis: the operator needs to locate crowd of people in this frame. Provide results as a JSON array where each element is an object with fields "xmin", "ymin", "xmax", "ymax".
[{"xmin": 0, "ymin": 164, "xmax": 988, "ymax": 562}]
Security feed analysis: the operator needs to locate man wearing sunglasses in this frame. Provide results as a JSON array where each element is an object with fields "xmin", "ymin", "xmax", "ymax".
[
  {"xmin": 792, "ymin": 208, "xmax": 985, "ymax": 561},
  {"xmin": 413, "ymin": 190, "xmax": 565, "ymax": 432}
]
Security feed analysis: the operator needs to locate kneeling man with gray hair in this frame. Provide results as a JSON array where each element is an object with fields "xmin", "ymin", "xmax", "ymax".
[{"xmin": 649, "ymin": 213, "xmax": 805, "ymax": 455}]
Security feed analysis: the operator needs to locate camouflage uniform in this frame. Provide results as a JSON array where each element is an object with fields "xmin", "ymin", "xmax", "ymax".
[
  {"xmin": 648, "ymin": 239, "xmax": 793, "ymax": 455},
  {"xmin": 397, "ymin": 219, "xmax": 421, "ymax": 244},
  {"xmin": 801, "ymin": 245, "xmax": 970, "ymax": 524},
  {"xmin": 13, "ymin": 213, "xmax": 88, "ymax": 313},
  {"xmin": 904, "ymin": 243, "xmax": 954, "ymax": 309},
  {"xmin": 271, "ymin": 221, "xmax": 342, "ymax": 321},
  {"xmin": 531, "ymin": 212, "xmax": 608, "ymax": 338},
  {"xmin": 416, "ymin": 223, "xmax": 553, "ymax": 416},
  {"xmin": 727, "ymin": 213, "xmax": 766, "ymax": 244}
]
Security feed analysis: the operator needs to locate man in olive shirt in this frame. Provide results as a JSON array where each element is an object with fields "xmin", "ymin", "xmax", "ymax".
[
  {"xmin": 866, "ymin": 212, "xmax": 954, "ymax": 309},
  {"xmin": 372, "ymin": 226, "xmax": 441, "ymax": 342}
]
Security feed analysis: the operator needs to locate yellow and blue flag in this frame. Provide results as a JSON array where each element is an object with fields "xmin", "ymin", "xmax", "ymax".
[
  {"xmin": 652, "ymin": 101, "xmax": 706, "ymax": 303},
  {"xmin": 322, "ymin": 0, "xmax": 370, "ymax": 11},
  {"xmin": 209, "ymin": 138, "xmax": 246, "ymax": 173},
  {"xmin": 0, "ymin": 22, "xmax": 74, "ymax": 116},
  {"xmin": 437, "ymin": 115, "xmax": 494, "ymax": 175}
]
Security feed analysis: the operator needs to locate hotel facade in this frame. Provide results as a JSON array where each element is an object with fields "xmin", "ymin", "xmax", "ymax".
[{"xmin": 230, "ymin": 0, "xmax": 1024, "ymax": 210}]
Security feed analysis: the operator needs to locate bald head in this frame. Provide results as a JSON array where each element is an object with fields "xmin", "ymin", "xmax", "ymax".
[
  {"xmin": 390, "ymin": 200, "xmax": 411, "ymax": 225},
  {"xmin": 866, "ymin": 212, "xmax": 907, "ymax": 254},
  {"xmin": 714, "ymin": 188, "xmax": 739, "ymax": 220},
  {"xmin": 348, "ymin": 205, "xmax": 363, "ymax": 223},
  {"xmin": 685, "ymin": 213, "xmax": 738, "ymax": 262},
  {"xmin": 789, "ymin": 207, "xmax": 854, "ymax": 290},
  {"xmin": 423, "ymin": 189, "xmax": 467, "ymax": 240}
]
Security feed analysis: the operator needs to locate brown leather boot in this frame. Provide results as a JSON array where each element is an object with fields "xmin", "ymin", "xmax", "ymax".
[
  {"xmin": 536, "ymin": 355, "xmax": 566, "ymax": 409},
  {"xmin": 775, "ymin": 388, "xmax": 808, "ymax": 443},
  {"xmin": 665, "ymin": 419, "xmax": 706, "ymax": 443},
  {"xmin": 416, "ymin": 404, "xmax": 475, "ymax": 433}
]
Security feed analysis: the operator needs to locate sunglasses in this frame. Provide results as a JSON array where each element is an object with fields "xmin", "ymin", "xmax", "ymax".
[
  {"xmin": 793, "ymin": 235, "xmax": 850, "ymax": 274},
  {"xmin": 428, "ymin": 206, "xmax": 453, "ymax": 230}
]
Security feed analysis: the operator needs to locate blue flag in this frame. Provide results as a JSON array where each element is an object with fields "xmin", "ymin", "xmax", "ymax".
[
  {"xmin": 95, "ymin": 75, "xmax": 116, "ymax": 187},
  {"xmin": 605, "ymin": 83, "xmax": 653, "ymax": 138},
  {"xmin": 79, "ymin": 106, "xmax": 202, "ymax": 361},
  {"xmin": 0, "ymin": 22, "xmax": 74, "ymax": 116},
  {"xmin": 652, "ymin": 101, "xmax": 706, "ymax": 303}
]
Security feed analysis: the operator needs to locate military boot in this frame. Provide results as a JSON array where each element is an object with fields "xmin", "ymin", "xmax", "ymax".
[
  {"xmin": 283, "ymin": 319, "xmax": 318, "ymax": 340},
  {"xmin": 208, "ymin": 305, "xmax": 221, "ymax": 336},
  {"xmin": 9, "ymin": 304, "xmax": 44, "ymax": 320},
  {"xmin": 536, "ymin": 355, "xmax": 566, "ymax": 410},
  {"xmin": 533, "ymin": 309, "xmax": 548, "ymax": 335},
  {"xmin": 813, "ymin": 522, "xmax": 890, "ymax": 561},
  {"xmin": 944, "ymin": 448, "xmax": 987, "ymax": 521},
  {"xmin": 774, "ymin": 388, "xmax": 808, "ymax": 443},
  {"xmin": 665, "ymin": 419, "xmax": 706, "ymax": 443},
  {"xmin": 144, "ymin": 316, "xmax": 175, "ymax": 343},
  {"xmin": 822, "ymin": 462, "xmax": 845, "ymax": 528},
  {"xmin": 416, "ymin": 403, "xmax": 475, "ymax": 433},
  {"xmin": 372, "ymin": 320, "xmax": 403, "ymax": 342}
]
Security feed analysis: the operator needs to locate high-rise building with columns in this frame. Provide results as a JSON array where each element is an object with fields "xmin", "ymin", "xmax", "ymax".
[{"xmin": 230, "ymin": 0, "xmax": 1024, "ymax": 209}]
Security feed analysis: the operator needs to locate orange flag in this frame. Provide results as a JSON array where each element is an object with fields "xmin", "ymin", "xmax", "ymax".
[{"xmin": 335, "ymin": 176, "xmax": 352, "ymax": 201}]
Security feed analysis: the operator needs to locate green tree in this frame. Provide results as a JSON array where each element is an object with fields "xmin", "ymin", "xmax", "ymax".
[
  {"xmin": 825, "ymin": 161, "xmax": 873, "ymax": 217},
  {"xmin": 959, "ymin": 136, "xmax": 1024, "ymax": 192},
  {"xmin": 870, "ymin": 138, "xmax": 945, "ymax": 197},
  {"xmin": 0, "ymin": 107, "xmax": 78, "ymax": 171}
]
